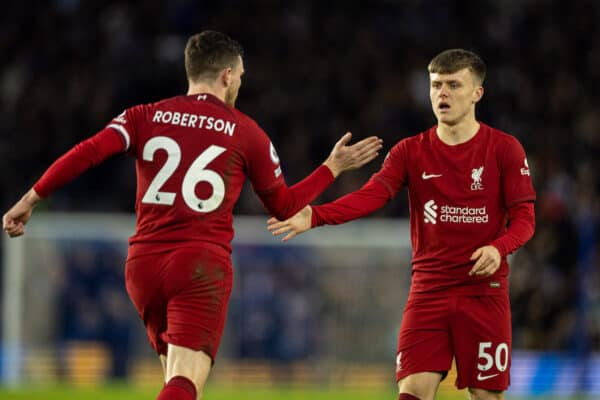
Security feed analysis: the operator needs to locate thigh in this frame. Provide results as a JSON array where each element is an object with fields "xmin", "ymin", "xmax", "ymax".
[
  {"xmin": 396, "ymin": 296, "xmax": 453, "ymax": 382},
  {"xmin": 125, "ymin": 251, "xmax": 169, "ymax": 355},
  {"xmin": 452, "ymin": 295, "xmax": 511, "ymax": 391},
  {"xmin": 398, "ymin": 371, "xmax": 444, "ymax": 400},
  {"xmin": 161, "ymin": 247, "xmax": 233, "ymax": 362}
]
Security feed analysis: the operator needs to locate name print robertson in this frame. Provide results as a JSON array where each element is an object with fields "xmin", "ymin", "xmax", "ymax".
[{"xmin": 152, "ymin": 110, "xmax": 237, "ymax": 136}]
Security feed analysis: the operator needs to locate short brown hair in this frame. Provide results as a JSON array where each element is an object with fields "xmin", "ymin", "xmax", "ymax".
[
  {"xmin": 428, "ymin": 49, "xmax": 486, "ymax": 84},
  {"xmin": 184, "ymin": 31, "xmax": 244, "ymax": 82}
]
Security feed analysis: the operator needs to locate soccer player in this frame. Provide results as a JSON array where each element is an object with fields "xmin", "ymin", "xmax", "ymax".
[
  {"xmin": 268, "ymin": 49, "xmax": 536, "ymax": 400},
  {"xmin": 2, "ymin": 31, "xmax": 382, "ymax": 400}
]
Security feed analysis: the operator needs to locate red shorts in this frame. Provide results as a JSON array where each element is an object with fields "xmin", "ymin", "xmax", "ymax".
[
  {"xmin": 125, "ymin": 245, "xmax": 233, "ymax": 362},
  {"xmin": 395, "ymin": 294, "xmax": 511, "ymax": 391}
]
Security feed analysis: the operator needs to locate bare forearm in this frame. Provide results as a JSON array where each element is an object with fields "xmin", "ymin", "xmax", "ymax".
[{"xmin": 22, "ymin": 188, "xmax": 42, "ymax": 207}]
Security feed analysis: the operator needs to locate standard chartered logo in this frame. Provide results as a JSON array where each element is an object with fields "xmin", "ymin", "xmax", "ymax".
[
  {"xmin": 424, "ymin": 199, "xmax": 488, "ymax": 224},
  {"xmin": 424, "ymin": 200, "xmax": 438, "ymax": 224}
]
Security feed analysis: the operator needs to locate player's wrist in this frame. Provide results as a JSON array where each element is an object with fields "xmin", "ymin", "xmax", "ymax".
[
  {"xmin": 488, "ymin": 242, "xmax": 505, "ymax": 258},
  {"xmin": 22, "ymin": 188, "xmax": 42, "ymax": 207},
  {"xmin": 322, "ymin": 160, "xmax": 341, "ymax": 178}
]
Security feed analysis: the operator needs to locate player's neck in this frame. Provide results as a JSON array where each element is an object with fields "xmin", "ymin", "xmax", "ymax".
[
  {"xmin": 436, "ymin": 117, "xmax": 480, "ymax": 146},
  {"xmin": 187, "ymin": 82, "xmax": 226, "ymax": 103}
]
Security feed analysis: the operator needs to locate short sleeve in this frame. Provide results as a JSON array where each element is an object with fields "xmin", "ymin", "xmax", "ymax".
[
  {"xmin": 371, "ymin": 140, "xmax": 409, "ymax": 199},
  {"xmin": 105, "ymin": 105, "xmax": 142, "ymax": 154},
  {"xmin": 243, "ymin": 121, "xmax": 285, "ymax": 193},
  {"xmin": 500, "ymin": 136, "xmax": 536, "ymax": 207}
]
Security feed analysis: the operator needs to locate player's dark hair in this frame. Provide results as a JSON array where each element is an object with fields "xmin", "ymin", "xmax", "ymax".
[
  {"xmin": 185, "ymin": 31, "xmax": 244, "ymax": 82},
  {"xmin": 428, "ymin": 49, "xmax": 486, "ymax": 84}
]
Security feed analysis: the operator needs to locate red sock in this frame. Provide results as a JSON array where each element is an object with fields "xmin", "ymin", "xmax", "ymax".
[
  {"xmin": 157, "ymin": 376, "xmax": 197, "ymax": 400},
  {"xmin": 399, "ymin": 394, "xmax": 421, "ymax": 400}
]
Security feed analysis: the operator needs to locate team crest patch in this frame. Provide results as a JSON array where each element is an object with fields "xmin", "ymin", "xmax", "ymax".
[{"xmin": 471, "ymin": 166, "xmax": 484, "ymax": 191}]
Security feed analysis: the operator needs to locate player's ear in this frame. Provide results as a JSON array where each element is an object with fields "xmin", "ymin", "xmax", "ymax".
[
  {"xmin": 473, "ymin": 86, "xmax": 484, "ymax": 104},
  {"xmin": 220, "ymin": 67, "xmax": 232, "ymax": 88}
]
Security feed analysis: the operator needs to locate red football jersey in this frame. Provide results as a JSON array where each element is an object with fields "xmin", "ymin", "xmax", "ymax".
[
  {"xmin": 107, "ymin": 94, "xmax": 287, "ymax": 252},
  {"xmin": 313, "ymin": 123, "xmax": 535, "ymax": 295}
]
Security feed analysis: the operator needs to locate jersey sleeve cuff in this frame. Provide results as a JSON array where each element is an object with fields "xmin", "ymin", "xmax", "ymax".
[
  {"xmin": 32, "ymin": 182, "xmax": 50, "ymax": 199},
  {"xmin": 311, "ymin": 206, "xmax": 324, "ymax": 227}
]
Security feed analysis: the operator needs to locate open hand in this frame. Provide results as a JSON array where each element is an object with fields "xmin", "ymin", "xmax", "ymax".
[
  {"xmin": 267, "ymin": 206, "xmax": 313, "ymax": 242},
  {"xmin": 323, "ymin": 132, "xmax": 382, "ymax": 177}
]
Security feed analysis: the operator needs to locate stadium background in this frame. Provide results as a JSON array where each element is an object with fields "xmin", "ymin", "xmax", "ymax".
[{"xmin": 0, "ymin": 0, "xmax": 598, "ymax": 398}]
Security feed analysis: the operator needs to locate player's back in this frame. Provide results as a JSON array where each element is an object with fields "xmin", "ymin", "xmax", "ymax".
[{"xmin": 111, "ymin": 93, "xmax": 280, "ymax": 255}]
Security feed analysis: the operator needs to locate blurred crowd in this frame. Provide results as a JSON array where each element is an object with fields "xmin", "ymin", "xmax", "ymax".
[{"xmin": 1, "ymin": 0, "xmax": 599, "ymax": 356}]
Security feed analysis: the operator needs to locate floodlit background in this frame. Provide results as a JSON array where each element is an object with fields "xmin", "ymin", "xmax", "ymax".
[{"xmin": 0, "ymin": 0, "xmax": 598, "ymax": 399}]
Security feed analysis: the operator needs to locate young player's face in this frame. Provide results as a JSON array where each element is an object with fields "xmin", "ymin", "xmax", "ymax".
[
  {"xmin": 429, "ymin": 68, "xmax": 482, "ymax": 126},
  {"xmin": 225, "ymin": 56, "xmax": 244, "ymax": 107}
]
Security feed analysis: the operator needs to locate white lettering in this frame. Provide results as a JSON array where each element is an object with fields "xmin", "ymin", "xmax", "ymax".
[
  {"xmin": 181, "ymin": 113, "xmax": 189, "ymax": 127},
  {"xmin": 151, "ymin": 110, "xmax": 237, "ymax": 136},
  {"xmin": 214, "ymin": 119, "xmax": 225, "ymax": 132},
  {"xmin": 172, "ymin": 112, "xmax": 181, "ymax": 125},
  {"xmin": 425, "ymin": 199, "xmax": 489, "ymax": 225},
  {"xmin": 224, "ymin": 121, "xmax": 235, "ymax": 136}
]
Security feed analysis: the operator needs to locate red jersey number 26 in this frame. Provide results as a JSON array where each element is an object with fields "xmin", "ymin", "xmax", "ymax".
[{"xmin": 141, "ymin": 136, "xmax": 226, "ymax": 213}]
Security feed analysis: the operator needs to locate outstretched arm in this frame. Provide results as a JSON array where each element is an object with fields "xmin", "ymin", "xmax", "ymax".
[
  {"xmin": 2, "ymin": 128, "xmax": 125, "ymax": 237},
  {"xmin": 258, "ymin": 132, "xmax": 382, "ymax": 220},
  {"xmin": 267, "ymin": 177, "xmax": 391, "ymax": 241}
]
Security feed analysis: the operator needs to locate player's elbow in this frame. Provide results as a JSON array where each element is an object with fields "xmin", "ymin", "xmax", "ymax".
[{"xmin": 525, "ymin": 212, "xmax": 535, "ymax": 243}]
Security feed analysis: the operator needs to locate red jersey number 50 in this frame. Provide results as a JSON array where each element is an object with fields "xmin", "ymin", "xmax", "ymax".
[{"xmin": 141, "ymin": 136, "xmax": 226, "ymax": 213}]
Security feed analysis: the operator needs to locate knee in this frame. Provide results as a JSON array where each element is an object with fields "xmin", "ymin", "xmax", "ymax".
[
  {"xmin": 468, "ymin": 388, "xmax": 504, "ymax": 400},
  {"xmin": 397, "ymin": 372, "xmax": 442, "ymax": 400}
]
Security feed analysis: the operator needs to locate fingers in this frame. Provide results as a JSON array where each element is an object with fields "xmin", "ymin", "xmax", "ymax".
[
  {"xmin": 267, "ymin": 219, "xmax": 293, "ymax": 236},
  {"xmin": 470, "ymin": 245, "xmax": 502, "ymax": 276},
  {"xmin": 270, "ymin": 225, "xmax": 292, "ymax": 236},
  {"xmin": 350, "ymin": 137, "xmax": 383, "ymax": 154},
  {"xmin": 469, "ymin": 249, "xmax": 499, "ymax": 276},
  {"xmin": 2, "ymin": 214, "xmax": 17, "ymax": 236},
  {"xmin": 344, "ymin": 137, "xmax": 383, "ymax": 168},
  {"xmin": 282, "ymin": 231, "xmax": 297, "ymax": 242},
  {"xmin": 356, "ymin": 143, "xmax": 383, "ymax": 164},
  {"xmin": 335, "ymin": 132, "xmax": 353, "ymax": 149},
  {"xmin": 469, "ymin": 258, "xmax": 492, "ymax": 276},
  {"xmin": 470, "ymin": 248, "xmax": 482, "ymax": 261},
  {"xmin": 4, "ymin": 221, "xmax": 25, "ymax": 237},
  {"xmin": 9, "ymin": 226, "xmax": 25, "ymax": 237},
  {"xmin": 267, "ymin": 221, "xmax": 296, "ymax": 242}
]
